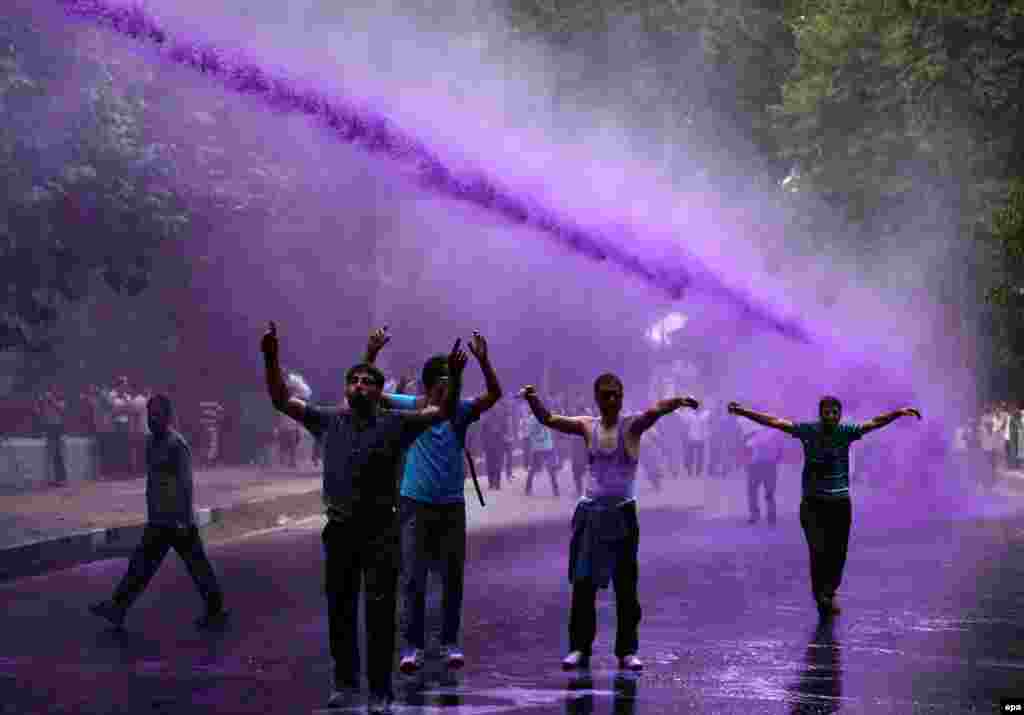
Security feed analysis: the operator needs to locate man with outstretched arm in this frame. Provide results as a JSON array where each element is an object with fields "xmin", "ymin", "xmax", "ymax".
[
  {"xmin": 728, "ymin": 397, "xmax": 922, "ymax": 618},
  {"xmin": 262, "ymin": 321, "xmax": 466, "ymax": 715},
  {"xmin": 520, "ymin": 375, "xmax": 699, "ymax": 671},
  {"xmin": 363, "ymin": 326, "xmax": 502, "ymax": 673}
]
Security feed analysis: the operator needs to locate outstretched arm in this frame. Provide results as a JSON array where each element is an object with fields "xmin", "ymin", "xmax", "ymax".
[
  {"xmin": 467, "ymin": 331, "xmax": 502, "ymax": 419},
  {"xmin": 262, "ymin": 321, "xmax": 307, "ymax": 423},
  {"xmin": 728, "ymin": 402, "xmax": 796, "ymax": 434},
  {"xmin": 859, "ymin": 407, "xmax": 922, "ymax": 436},
  {"xmin": 630, "ymin": 396, "xmax": 700, "ymax": 436},
  {"xmin": 519, "ymin": 385, "xmax": 587, "ymax": 437}
]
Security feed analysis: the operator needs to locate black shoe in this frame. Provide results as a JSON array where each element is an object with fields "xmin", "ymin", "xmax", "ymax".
[
  {"xmin": 195, "ymin": 609, "xmax": 230, "ymax": 631},
  {"xmin": 89, "ymin": 600, "xmax": 126, "ymax": 629},
  {"xmin": 748, "ymin": 516, "xmax": 760, "ymax": 525}
]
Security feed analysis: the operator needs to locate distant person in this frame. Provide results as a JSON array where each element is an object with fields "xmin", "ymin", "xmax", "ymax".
[
  {"xmin": 263, "ymin": 321, "xmax": 463, "ymax": 714},
  {"xmin": 89, "ymin": 394, "xmax": 229, "ymax": 631},
  {"xmin": 363, "ymin": 326, "xmax": 502, "ymax": 675},
  {"xmin": 520, "ymin": 376, "xmax": 699, "ymax": 671},
  {"xmin": 525, "ymin": 415, "xmax": 560, "ymax": 497},
  {"xmin": 742, "ymin": 427, "xmax": 786, "ymax": 525},
  {"xmin": 686, "ymin": 405, "xmax": 710, "ymax": 477},
  {"xmin": 979, "ymin": 406, "xmax": 1002, "ymax": 490},
  {"xmin": 35, "ymin": 385, "xmax": 68, "ymax": 486},
  {"xmin": 108, "ymin": 376, "xmax": 135, "ymax": 475},
  {"xmin": 198, "ymin": 399, "xmax": 226, "ymax": 468},
  {"xmin": 480, "ymin": 400, "xmax": 513, "ymax": 490},
  {"xmin": 728, "ymin": 396, "xmax": 921, "ymax": 617},
  {"xmin": 1008, "ymin": 402, "xmax": 1023, "ymax": 470},
  {"xmin": 569, "ymin": 393, "xmax": 594, "ymax": 497}
]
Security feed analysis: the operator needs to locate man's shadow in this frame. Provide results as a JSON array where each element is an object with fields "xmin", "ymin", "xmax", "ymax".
[
  {"xmin": 564, "ymin": 672, "xmax": 638, "ymax": 715},
  {"xmin": 787, "ymin": 617, "xmax": 842, "ymax": 715}
]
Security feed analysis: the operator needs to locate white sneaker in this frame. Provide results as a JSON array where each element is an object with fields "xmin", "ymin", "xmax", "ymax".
[
  {"xmin": 619, "ymin": 654, "xmax": 644, "ymax": 671},
  {"xmin": 441, "ymin": 644, "xmax": 465, "ymax": 670},
  {"xmin": 561, "ymin": 650, "xmax": 590, "ymax": 670},
  {"xmin": 399, "ymin": 648, "xmax": 425, "ymax": 674}
]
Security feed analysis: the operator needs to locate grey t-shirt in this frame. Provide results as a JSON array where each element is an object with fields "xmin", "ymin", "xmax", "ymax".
[{"xmin": 145, "ymin": 430, "xmax": 194, "ymax": 526}]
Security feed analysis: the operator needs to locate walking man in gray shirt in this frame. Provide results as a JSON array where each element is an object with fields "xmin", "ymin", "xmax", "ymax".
[{"xmin": 89, "ymin": 394, "xmax": 228, "ymax": 631}]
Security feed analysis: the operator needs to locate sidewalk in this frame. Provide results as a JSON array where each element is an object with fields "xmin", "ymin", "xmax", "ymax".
[
  {"xmin": 0, "ymin": 462, "xmax": 712, "ymax": 582},
  {"xmin": 0, "ymin": 465, "xmax": 323, "ymax": 581},
  {"xmin": 4, "ymin": 460, "xmax": 1022, "ymax": 583}
]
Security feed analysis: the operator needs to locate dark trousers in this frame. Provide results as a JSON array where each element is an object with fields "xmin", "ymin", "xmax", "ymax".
[
  {"xmin": 483, "ymin": 443, "xmax": 505, "ymax": 489},
  {"xmin": 322, "ymin": 512, "xmax": 398, "ymax": 698},
  {"xmin": 112, "ymin": 524, "xmax": 224, "ymax": 613},
  {"xmin": 400, "ymin": 498, "xmax": 466, "ymax": 650},
  {"xmin": 568, "ymin": 502, "xmax": 641, "ymax": 657},
  {"xmin": 799, "ymin": 498, "xmax": 852, "ymax": 600},
  {"xmin": 746, "ymin": 462, "xmax": 778, "ymax": 522},
  {"xmin": 44, "ymin": 427, "xmax": 67, "ymax": 484},
  {"xmin": 526, "ymin": 450, "xmax": 560, "ymax": 495},
  {"xmin": 684, "ymin": 440, "xmax": 704, "ymax": 476}
]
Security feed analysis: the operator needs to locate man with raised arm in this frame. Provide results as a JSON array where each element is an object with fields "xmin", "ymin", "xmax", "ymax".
[
  {"xmin": 262, "ymin": 321, "xmax": 465, "ymax": 715},
  {"xmin": 363, "ymin": 326, "xmax": 502, "ymax": 674},
  {"xmin": 520, "ymin": 375, "xmax": 699, "ymax": 671},
  {"xmin": 727, "ymin": 396, "xmax": 922, "ymax": 618}
]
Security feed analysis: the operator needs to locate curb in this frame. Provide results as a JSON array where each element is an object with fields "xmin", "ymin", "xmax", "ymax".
[{"xmin": 0, "ymin": 490, "xmax": 325, "ymax": 583}]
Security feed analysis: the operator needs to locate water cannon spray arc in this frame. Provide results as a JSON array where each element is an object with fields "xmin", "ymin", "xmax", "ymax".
[{"xmin": 55, "ymin": 0, "xmax": 810, "ymax": 344}]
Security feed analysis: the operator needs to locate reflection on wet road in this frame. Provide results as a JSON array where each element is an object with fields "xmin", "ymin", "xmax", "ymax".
[{"xmin": 1, "ymin": 493, "xmax": 1023, "ymax": 714}]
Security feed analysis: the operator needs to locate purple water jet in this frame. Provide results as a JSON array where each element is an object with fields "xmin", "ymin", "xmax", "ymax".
[{"xmin": 53, "ymin": 0, "xmax": 811, "ymax": 344}]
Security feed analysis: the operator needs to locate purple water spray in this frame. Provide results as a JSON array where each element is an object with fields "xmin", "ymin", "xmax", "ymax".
[{"xmin": 53, "ymin": 0, "xmax": 811, "ymax": 344}]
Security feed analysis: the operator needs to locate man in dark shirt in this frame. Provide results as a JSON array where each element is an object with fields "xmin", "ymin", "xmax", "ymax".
[
  {"xmin": 89, "ymin": 394, "xmax": 228, "ymax": 631},
  {"xmin": 728, "ymin": 396, "xmax": 921, "ymax": 618},
  {"xmin": 261, "ymin": 321, "xmax": 465, "ymax": 715}
]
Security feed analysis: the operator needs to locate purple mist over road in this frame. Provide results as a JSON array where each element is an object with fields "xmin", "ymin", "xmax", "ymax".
[{"xmin": 53, "ymin": 0, "xmax": 811, "ymax": 343}]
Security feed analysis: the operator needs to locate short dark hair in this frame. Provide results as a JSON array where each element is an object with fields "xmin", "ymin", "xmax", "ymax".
[
  {"xmin": 593, "ymin": 373, "xmax": 624, "ymax": 395},
  {"xmin": 345, "ymin": 363, "xmax": 385, "ymax": 388},
  {"xmin": 421, "ymin": 354, "xmax": 449, "ymax": 390},
  {"xmin": 147, "ymin": 393, "xmax": 174, "ymax": 416},
  {"xmin": 819, "ymin": 395, "xmax": 842, "ymax": 413}
]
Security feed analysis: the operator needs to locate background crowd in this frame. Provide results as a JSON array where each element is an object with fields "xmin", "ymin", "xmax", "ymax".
[{"xmin": 2, "ymin": 368, "xmax": 1021, "ymax": 495}]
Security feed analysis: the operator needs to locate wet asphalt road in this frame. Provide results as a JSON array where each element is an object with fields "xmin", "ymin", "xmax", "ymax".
[{"xmin": 2, "ymin": 491, "xmax": 1023, "ymax": 715}]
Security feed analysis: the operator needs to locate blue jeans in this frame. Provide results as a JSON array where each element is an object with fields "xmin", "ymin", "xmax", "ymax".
[{"xmin": 399, "ymin": 497, "xmax": 466, "ymax": 650}]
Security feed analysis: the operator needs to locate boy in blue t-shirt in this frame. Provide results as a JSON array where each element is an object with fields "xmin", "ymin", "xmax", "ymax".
[
  {"xmin": 728, "ymin": 395, "xmax": 921, "ymax": 617},
  {"xmin": 364, "ymin": 327, "xmax": 503, "ymax": 673}
]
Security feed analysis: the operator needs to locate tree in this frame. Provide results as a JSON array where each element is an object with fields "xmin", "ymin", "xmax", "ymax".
[{"xmin": 773, "ymin": 0, "xmax": 1024, "ymax": 394}]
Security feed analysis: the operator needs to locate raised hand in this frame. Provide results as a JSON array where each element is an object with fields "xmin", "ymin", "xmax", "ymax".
[
  {"xmin": 468, "ymin": 331, "xmax": 488, "ymax": 362},
  {"xmin": 261, "ymin": 321, "xmax": 279, "ymax": 359},
  {"xmin": 448, "ymin": 339, "xmax": 468, "ymax": 377},
  {"xmin": 367, "ymin": 325, "xmax": 391, "ymax": 357},
  {"xmin": 901, "ymin": 407, "xmax": 922, "ymax": 420},
  {"xmin": 519, "ymin": 385, "xmax": 538, "ymax": 400}
]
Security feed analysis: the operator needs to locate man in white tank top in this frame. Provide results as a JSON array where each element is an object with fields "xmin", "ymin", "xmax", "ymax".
[{"xmin": 520, "ymin": 374, "xmax": 699, "ymax": 671}]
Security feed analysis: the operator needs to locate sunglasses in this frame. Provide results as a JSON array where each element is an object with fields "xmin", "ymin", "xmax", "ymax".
[{"xmin": 347, "ymin": 376, "xmax": 379, "ymax": 386}]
